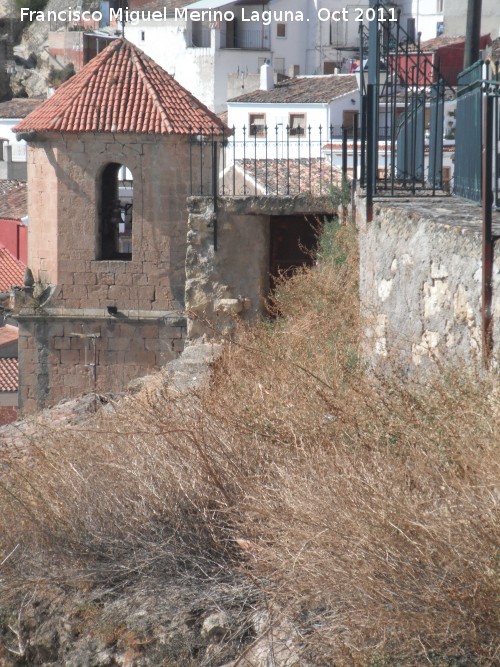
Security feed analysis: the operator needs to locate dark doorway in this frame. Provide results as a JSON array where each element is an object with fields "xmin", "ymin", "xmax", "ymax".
[{"xmin": 269, "ymin": 215, "xmax": 320, "ymax": 290}]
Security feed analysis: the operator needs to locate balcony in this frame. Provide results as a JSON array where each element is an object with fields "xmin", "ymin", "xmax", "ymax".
[{"xmin": 220, "ymin": 25, "xmax": 271, "ymax": 50}]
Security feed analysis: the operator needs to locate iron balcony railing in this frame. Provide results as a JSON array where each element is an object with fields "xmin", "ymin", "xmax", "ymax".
[
  {"xmin": 358, "ymin": 0, "xmax": 455, "ymax": 219},
  {"xmin": 187, "ymin": 113, "xmax": 459, "ymax": 198},
  {"xmin": 220, "ymin": 26, "xmax": 271, "ymax": 49},
  {"xmin": 188, "ymin": 124, "xmax": 356, "ymax": 197}
]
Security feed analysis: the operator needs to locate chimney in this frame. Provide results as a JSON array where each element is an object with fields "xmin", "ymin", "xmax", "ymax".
[{"xmin": 260, "ymin": 59, "xmax": 274, "ymax": 91}]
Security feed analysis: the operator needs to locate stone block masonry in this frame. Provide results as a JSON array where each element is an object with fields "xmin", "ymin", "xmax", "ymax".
[
  {"xmin": 358, "ymin": 195, "xmax": 500, "ymax": 372},
  {"xmin": 17, "ymin": 310, "xmax": 186, "ymax": 413},
  {"xmin": 185, "ymin": 195, "xmax": 339, "ymax": 339},
  {"xmin": 26, "ymin": 132, "xmax": 211, "ymax": 311}
]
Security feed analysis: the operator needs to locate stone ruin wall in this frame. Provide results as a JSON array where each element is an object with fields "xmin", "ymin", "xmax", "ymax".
[
  {"xmin": 358, "ymin": 196, "xmax": 500, "ymax": 372},
  {"xmin": 18, "ymin": 312, "xmax": 186, "ymax": 412}
]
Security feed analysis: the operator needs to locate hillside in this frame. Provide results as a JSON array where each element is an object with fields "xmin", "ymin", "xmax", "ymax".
[{"xmin": 0, "ymin": 221, "xmax": 498, "ymax": 666}]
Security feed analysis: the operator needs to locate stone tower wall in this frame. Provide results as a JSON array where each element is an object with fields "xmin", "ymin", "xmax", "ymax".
[{"xmin": 27, "ymin": 132, "xmax": 210, "ymax": 311}]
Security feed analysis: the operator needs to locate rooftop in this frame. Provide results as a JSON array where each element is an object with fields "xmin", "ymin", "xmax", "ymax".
[
  {"xmin": 228, "ymin": 75, "xmax": 358, "ymax": 105},
  {"xmin": 15, "ymin": 39, "xmax": 226, "ymax": 136},
  {"xmin": 0, "ymin": 98, "xmax": 45, "ymax": 119},
  {"xmin": 0, "ymin": 324, "xmax": 19, "ymax": 348},
  {"xmin": 0, "ymin": 358, "xmax": 18, "ymax": 393},
  {"xmin": 0, "ymin": 181, "xmax": 27, "ymax": 220},
  {"xmin": 229, "ymin": 158, "xmax": 342, "ymax": 196},
  {"xmin": 417, "ymin": 34, "xmax": 491, "ymax": 52},
  {"xmin": 0, "ymin": 245, "xmax": 25, "ymax": 293},
  {"xmin": 420, "ymin": 35, "xmax": 465, "ymax": 51}
]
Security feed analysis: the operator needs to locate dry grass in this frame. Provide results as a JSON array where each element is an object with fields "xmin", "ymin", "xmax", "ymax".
[{"xmin": 0, "ymin": 220, "xmax": 498, "ymax": 666}]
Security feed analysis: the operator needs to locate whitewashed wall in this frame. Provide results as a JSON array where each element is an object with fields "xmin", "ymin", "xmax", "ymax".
[
  {"xmin": 0, "ymin": 119, "xmax": 27, "ymax": 161},
  {"xmin": 226, "ymin": 91, "xmax": 359, "ymax": 160}
]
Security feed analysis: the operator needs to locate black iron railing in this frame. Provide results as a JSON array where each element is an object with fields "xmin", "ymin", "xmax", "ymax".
[
  {"xmin": 187, "ymin": 3, "xmax": 458, "ymax": 203},
  {"xmin": 359, "ymin": 0, "xmax": 452, "ymax": 218},
  {"xmin": 188, "ymin": 124, "xmax": 355, "ymax": 197}
]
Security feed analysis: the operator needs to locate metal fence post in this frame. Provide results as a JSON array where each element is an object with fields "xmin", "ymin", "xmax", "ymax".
[{"xmin": 482, "ymin": 91, "xmax": 494, "ymax": 366}]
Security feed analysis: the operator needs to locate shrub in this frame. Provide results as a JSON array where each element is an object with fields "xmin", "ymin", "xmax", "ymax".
[{"xmin": 0, "ymin": 220, "xmax": 498, "ymax": 665}]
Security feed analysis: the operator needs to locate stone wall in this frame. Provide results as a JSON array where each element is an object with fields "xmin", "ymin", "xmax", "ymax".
[
  {"xmin": 186, "ymin": 195, "xmax": 338, "ymax": 339},
  {"xmin": 17, "ymin": 309, "xmax": 186, "ymax": 412},
  {"xmin": 28, "ymin": 133, "xmax": 208, "ymax": 310},
  {"xmin": 17, "ymin": 128, "xmax": 212, "ymax": 412},
  {"xmin": 26, "ymin": 132, "xmax": 210, "ymax": 311},
  {"xmin": 0, "ymin": 142, "xmax": 27, "ymax": 179},
  {"xmin": 358, "ymin": 195, "xmax": 500, "ymax": 371}
]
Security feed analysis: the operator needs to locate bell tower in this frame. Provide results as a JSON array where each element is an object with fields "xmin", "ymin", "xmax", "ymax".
[{"xmin": 14, "ymin": 38, "xmax": 225, "ymax": 412}]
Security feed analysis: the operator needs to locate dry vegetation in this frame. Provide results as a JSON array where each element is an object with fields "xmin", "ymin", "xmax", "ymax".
[{"xmin": 0, "ymin": 221, "xmax": 498, "ymax": 666}]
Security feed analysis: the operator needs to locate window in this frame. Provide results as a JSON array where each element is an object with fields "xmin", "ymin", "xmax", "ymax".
[
  {"xmin": 141, "ymin": 30, "xmax": 145, "ymax": 41},
  {"xmin": 249, "ymin": 113, "xmax": 266, "ymax": 136},
  {"xmin": 323, "ymin": 61, "xmax": 339, "ymax": 74},
  {"xmin": 274, "ymin": 57, "xmax": 285, "ymax": 75},
  {"xmin": 436, "ymin": 0, "xmax": 443, "ymax": 12},
  {"xmin": 99, "ymin": 163, "xmax": 133, "ymax": 260},
  {"xmin": 289, "ymin": 113, "xmax": 306, "ymax": 136},
  {"xmin": 276, "ymin": 23, "xmax": 286, "ymax": 38}
]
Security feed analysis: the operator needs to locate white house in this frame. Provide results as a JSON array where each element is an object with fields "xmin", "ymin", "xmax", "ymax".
[
  {"xmin": 443, "ymin": 0, "xmax": 500, "ymax": 39},
  {"xmin": 122, "ymin": 0, "xmax": 376, "ymax": 112},
  {"xmin": 88, "ymin": 0, "xmax": 452, "ymax": 114},
  {"xmin": 226, "ymin": 65, "xmax": 359, "ymax": 162},
  {"xmin": 0, "ymin": 98, "xmax": 44, "ymax": 179},
  {"xmin": 394, "ymin": 0, "xmax": 444, "ymax": 42}
]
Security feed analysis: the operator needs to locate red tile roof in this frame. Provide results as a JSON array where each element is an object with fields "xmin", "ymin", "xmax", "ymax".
[
  {"xmin": 0, "ymin": 97, "xmax": 45, "ymax": 119},
  {"xmin": 0, "ymin": 358, "xmax": 18, "ymax": 392},
  {"xmin": 0, "ymin": 180, "xmax": 27, "ymax": 220},
  {"xmin": 0, "ymin": 324, "xmax": 19, "ymax": 348},
  {"xmin": 228, "ymin": 75, "xmax": 358, "ymax": 104},
  {"xmin": 14, "ymin": 38, "xmax": 226, "ymax": 136},
  {"xmin": 232, "ymin": 159, "xmax": 342, "ymax": 196},
  {"xmin": 0, "ymin": 245, "xmax": 25, "ymax": 293}
]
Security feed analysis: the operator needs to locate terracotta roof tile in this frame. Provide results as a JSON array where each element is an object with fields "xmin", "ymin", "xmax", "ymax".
[
  {"xmin": 228, "ymin": 75, "xmax": 358, "ymax": 104},
  {"xmin": 0, "ymin": 358, "xmax": 18, "ymax": 392},
  {"xmin": 232, "ymin": 159, "xmax": 342, "ymax": 196},
  {"xmin": 0, "ymin": 246, "xmax": 25, "ymax": 293},
  {"xmin": 14, "ymin": 39, "xmax": 226, "ymax": 136},
  {"xmin": 0, "ymin": 98, "xmax": 45, "ymax": 119},
  {"xmin": 418, "ymin": 34, "xmax": 491, "ymax": 52},
  {"xmin": 0, "ymin": 181, "xmax": 27, "ymax": 220},
  {"xmin": 420, "ymin": 35, "xmax": 465, "ymax": 51},
  {"xmin": 0, "ymin": 324, "xmax": 19, "ymax": 348}
]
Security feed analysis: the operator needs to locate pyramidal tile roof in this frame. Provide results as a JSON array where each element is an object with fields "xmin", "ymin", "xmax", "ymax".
[
  {"xmin": 0, "ymin": 245, "xmax": 25, "ymax": 293},
  {"xmin": 14, "ymin": 39, "xmax": 226, "ymax": 136}
]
